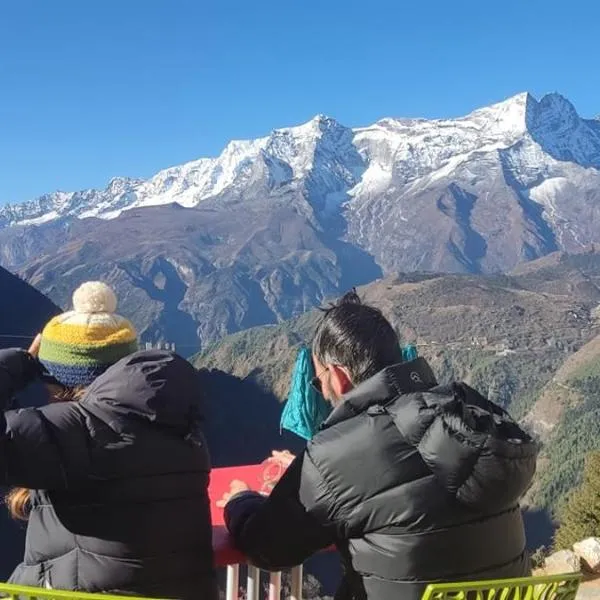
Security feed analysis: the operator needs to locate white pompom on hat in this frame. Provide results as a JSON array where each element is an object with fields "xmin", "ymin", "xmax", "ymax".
[{"xmin": 72, "ymin": 281, "xmax": 118, "ymax": 314}]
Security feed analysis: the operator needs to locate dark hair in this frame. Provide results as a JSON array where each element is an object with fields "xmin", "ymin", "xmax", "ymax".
[{"xmin": 312, "ymin": 289, "xmax": 402, "ymax": 384}]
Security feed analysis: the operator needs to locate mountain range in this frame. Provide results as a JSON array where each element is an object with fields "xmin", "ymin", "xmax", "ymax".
[{"xmin": 1, "ymin": 91, "xmax": 599, "ymax": 351}]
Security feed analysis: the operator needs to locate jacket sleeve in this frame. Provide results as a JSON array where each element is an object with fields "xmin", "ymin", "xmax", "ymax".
[
  {"xmin": 0, "ymin": 348, "xmax": 40, "ymax": 409},
  {"xmin": 0, "ymin": 401, "xmax": 91, "ymax": 490},
  {"xmin": 224, "ymin": 450, "xmax": 340, "ymax": 571}
]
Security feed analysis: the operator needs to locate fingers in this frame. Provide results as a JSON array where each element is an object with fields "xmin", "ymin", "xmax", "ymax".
[
  {"xmin": 215, "ymin": 479, "xmax": 250, "ymax": 508},
  {"xmin": 215, "ymin": 495, "xmax": 230, "ymax": 508},
  {"xmin": 271, "ymin": 450, "xmax": 295, "ymax": 466},
  {"xmin": 28, "ymin": 334, "xmax": 42, "ymax": 358},
  {"xmin": 271, "ymin": 450, "xmax": 290, "ymax": 459},
  {"xmin": 229, "ymin": 479, "xmax": 249, "ymax": 495}
]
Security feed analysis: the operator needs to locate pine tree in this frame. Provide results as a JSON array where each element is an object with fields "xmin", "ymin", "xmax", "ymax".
[{"xmin": 554, "ymin": 450, "xmax": 600, "ymax": 550}]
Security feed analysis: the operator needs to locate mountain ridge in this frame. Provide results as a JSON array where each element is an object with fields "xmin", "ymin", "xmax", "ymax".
[
  {"xmin": 2, "ymin": 91, "xmax": 599, "ymax": 226},
  {"xmin": 0, "ymin": 91, "xmax": 598, "ymax": 349}
]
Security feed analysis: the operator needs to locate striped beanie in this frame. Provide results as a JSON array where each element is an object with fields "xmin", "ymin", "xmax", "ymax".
[{"xmin": 38, "ymin": 282, "xmax": 138, "ymax": 388}]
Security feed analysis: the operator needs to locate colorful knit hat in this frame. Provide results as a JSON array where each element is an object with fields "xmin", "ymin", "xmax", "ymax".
[{"xmin": 38, "ymin": 281, "xmax": 138, "ymax": 388}]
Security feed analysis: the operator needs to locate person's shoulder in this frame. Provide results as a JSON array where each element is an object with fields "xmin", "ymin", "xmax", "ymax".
[
  {"xmin": 32, "ymin": 399, "xmax": 85, "ymax": 426},
  {"xmin": 6, "ymin": 400, "xmax": 86, "ymax": 438},
  {"xmin": 308, "ymin": 407, "xmax": 402, "ymax": 469},
  {"xmin": 0, "ymin": 348, "xmax": 39, "ymax": 383},
  {"xmin": 0, "ymin": 347, "xmax": 30, "ymax": 364}
]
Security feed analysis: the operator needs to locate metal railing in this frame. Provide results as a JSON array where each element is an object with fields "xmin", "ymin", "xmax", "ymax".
[
  {"xmin": 214, "ymin": 525, "xmax": 306, "ymax": 600},
  {"xmin": 221, "ymin": 564, "xmax": 303, "ymax": 600}
]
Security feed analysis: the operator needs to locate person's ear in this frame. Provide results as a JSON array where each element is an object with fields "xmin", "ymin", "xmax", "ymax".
[{"xmin": 329, "ymin": 364, "xmax": 353, "ymax": 397}]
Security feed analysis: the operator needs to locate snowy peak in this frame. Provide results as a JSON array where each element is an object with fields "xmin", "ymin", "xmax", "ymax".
[
  {"xmin": 273, "ymin": 113, "xmax": 336, "ymax": 135},
  {"xmin": 169, "ymin": 114, "xmax": 351, "ymax": 197},
  {"xmin": 1, "ymin": 92, "xmax": 598, "ymax": 229},
  {"xmin": 351, "ymin": 92, "xmax": 535, "ymax": 189},
  {"xmin": 265, "ymin": 114, "xmax": 349, "ymax": 169},
  {"xmin": 525, "ymin": 93, "xmax": 600, "ymax": 167},
  {"xmin": 106, "ymin": 176, "xmax": 142, "ymax": 196},
  {"xmin": 465, "ymin": 91, "xmax": 532, "ymax": 138},
  {"xmin": 527, "ymin": 93, "xmax": 579, "ymax": 132}
]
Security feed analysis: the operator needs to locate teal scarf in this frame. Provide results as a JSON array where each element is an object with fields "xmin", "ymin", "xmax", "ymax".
[
  {"xmin": 280, "ymin": 346, "xmax": 331, "ymax": 441},
  {"xmin": 402, "ymin": 343, "xmax": 418, "ymax": 362},
  {"xmin": 280, "ymin": 344, "xmax": 419, "ymax": 441}
]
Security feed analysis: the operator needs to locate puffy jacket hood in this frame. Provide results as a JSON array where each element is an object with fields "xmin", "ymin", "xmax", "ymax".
[
  {"xmin": 81, "ymin": 350, "xmax": 205, "ymax": 434},
  {"xmin": 325, "ymin": 358, "xmax": 538, "ymax": 512}
]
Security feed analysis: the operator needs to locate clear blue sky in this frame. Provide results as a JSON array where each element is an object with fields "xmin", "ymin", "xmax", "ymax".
[{"xmin": 1, "ymin": 0, "xmax": 598, "ymax": 205}]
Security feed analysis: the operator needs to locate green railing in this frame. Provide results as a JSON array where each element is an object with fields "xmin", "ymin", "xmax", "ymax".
[
  {"xmin": 0, "ymin": 572, "xmax": 583, "ymax": 599},
  {"xmin": 0, "ymin": 584, "xmax": 163, "ymax": 600},
  {"xmin": 421, "ymin": 573, "xmax": 582, "ymax": 600}
]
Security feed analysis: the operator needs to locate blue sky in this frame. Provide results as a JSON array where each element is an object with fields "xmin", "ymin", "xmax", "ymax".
[{"xmin": 1, "ymin": 0, "xmax": 598, "ymax": 205}]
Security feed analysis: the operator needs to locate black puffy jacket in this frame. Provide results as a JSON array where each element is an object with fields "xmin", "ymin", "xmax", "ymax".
[
  {"xmin": 226, "ymin": 358, "xmax": 538, "ymax": 600},
  {"xmin": 0, "ymin": 348, "xmax": 218, "ymax": 600}
]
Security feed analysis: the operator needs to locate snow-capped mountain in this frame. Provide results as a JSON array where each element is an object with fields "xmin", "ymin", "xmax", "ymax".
[
  {"xmin": 2, "ymin": 92, "xmax": 599, "ymax": 228},
  {"xmin": 0, "ymin": 115, "xmax": 365, "ymax": 224},
  {"xmin": 0, "ymin": 92, "xmax": 599, "ymax": 349}
]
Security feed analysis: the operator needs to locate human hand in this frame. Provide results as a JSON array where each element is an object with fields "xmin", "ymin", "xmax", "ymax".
[
  {"xmin": 28, "ymin": 334, "xmax": 42, "ymax": 359},
  {"xmin": 215, "ymin": 479, "xmax": 250, "ymax": 508},
  {"xmin": 270, "ymin": 449, "xmax": 295, "ymax": 468}
]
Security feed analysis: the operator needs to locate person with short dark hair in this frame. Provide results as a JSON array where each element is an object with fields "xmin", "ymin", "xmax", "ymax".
[
  {"xmin": 311, "ymin": 289, "xmax": 404, "ymax": 396},
  {"xmin": 225, "ymin": 290, "xmax": 538, "ymax": 600}
]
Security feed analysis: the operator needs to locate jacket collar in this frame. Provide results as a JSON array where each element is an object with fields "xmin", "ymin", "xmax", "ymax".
[{"xmin": 322, "ymin": 357, "xmax": 438, "ymax": 429}]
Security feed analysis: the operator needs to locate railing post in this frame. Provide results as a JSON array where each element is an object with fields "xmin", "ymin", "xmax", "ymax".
[
  {"xmin": 268, "ymin": 571, "xmax": 282, "ymax": 600},
  {"xmin": 225, "ymin": 564, "xmax": 239, "ymax": 600},
  {"xmin": 290, "ymin": 565, "xmax": 303, "ymax": 600},
  {"xmin": 247, "ymin": 565, "xmax": 260, "ymax": 600}
]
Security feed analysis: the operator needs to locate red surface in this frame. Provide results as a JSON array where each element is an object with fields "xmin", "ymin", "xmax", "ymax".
[
  {"xmin": 209, "ymin": 460, "xmax": 287, "ymax": 526},
  {"xmin": 213, "ymin": 525, "xmax": 246, "ymax": 567},
  {"xmin": 209, "ymin": 461, "xmax": 285, "ymax": 566},
  {"xmin": 209, "ymin": 462, "xmax": 335, "ymax": 566}
]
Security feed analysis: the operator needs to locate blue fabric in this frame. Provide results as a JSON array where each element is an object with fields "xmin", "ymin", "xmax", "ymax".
[
  {"xmin": 280, "ymin": 346, "xmax": 331, "ymax": 441},
  {"xmin": 402, "ymin": 344, "xmax": 418, "ymax": 362},
  {"xmin": 39, "ymin": 359, "xmax": 110, "ymax": 388}
]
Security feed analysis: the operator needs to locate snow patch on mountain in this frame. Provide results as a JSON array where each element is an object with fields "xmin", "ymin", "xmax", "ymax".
[{"xmin": 1, "ymin": 92, "xmax": 599, "ymax": 234}]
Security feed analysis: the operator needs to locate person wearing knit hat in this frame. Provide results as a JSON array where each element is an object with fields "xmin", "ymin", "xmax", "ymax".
[
  {"xmin": 0, "ymin": 281, "xmax": 218, "ymax": 599},
  {"xmin": 38, "ymin": 281, "xmax": 138, "ymax": 388}
]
